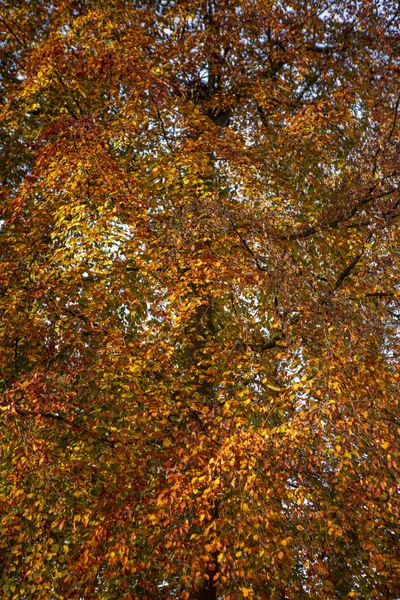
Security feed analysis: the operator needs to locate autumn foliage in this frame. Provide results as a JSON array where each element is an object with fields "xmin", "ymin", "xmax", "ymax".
[{"xmin": 1, "ymin": 1, "xmax": 400, "ymax": 598}]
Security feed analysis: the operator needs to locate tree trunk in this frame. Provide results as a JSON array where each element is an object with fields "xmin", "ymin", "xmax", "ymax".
[{"xmin": 186, "ymin": 29, "xmax": 231, "ymax": 591}]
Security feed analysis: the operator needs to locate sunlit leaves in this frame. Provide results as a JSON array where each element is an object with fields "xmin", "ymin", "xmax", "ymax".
[{"xmin": 1, "ymin": 0, "xmax": 400, "ymax": 599}]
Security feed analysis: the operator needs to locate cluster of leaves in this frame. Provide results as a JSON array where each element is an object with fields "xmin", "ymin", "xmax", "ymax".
[{"xmin": 1, "ymin": 1, "xmax": 399, "ymax": 598}]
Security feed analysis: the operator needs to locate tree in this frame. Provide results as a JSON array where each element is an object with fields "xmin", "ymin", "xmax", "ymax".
[{"xmin": 1, "ymin": 1, "xmax": 399, "ymax": 598}]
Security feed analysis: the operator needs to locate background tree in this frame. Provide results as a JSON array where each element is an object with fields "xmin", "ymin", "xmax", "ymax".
[{"xmin": 1, "ymin": 1, "xmax": 399, "ymax": 598}]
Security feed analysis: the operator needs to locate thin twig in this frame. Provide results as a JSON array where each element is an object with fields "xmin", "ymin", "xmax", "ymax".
[{"xmin": 387, "ymin": 93, "xmax": 400, "ymax": 143}]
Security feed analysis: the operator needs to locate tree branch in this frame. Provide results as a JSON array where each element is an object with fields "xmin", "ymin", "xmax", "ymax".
[
  {"xmin": 288, "ymin": 186, "xmax": 398, "ymax": 240},
  {"xmin": 333, "ymin": 250, "xmax": 364, "ymax": 292}
]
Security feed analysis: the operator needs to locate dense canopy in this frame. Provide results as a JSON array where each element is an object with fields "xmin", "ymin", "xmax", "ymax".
[{"xmin": 1, "ymin": 1, "xmax": 399, "ymax": 598}]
